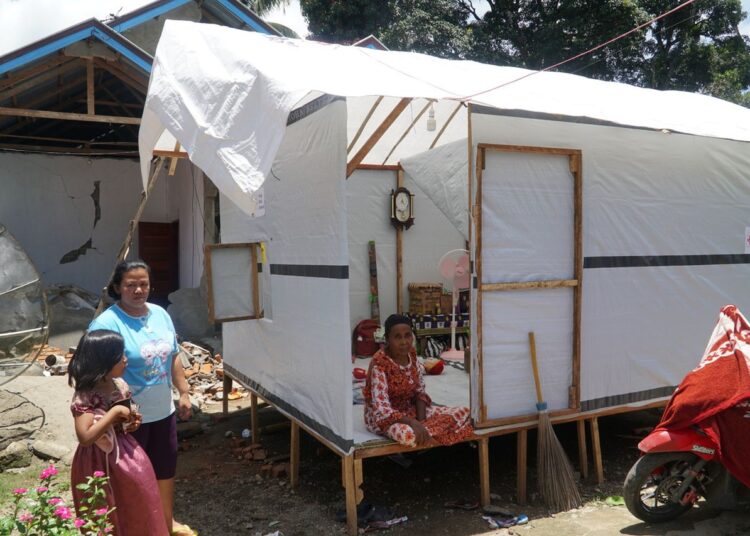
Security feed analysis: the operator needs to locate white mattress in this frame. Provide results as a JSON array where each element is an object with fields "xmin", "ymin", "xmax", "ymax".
[{"xmin": 351, "ymin": 357, "xmax": 470, "ymax": 446}]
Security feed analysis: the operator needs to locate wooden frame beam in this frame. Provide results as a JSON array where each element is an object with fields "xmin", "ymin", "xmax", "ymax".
[
  {"xmin": 0, "ymin": 55, "xmax": 75, "ymax": 93},
  {"xmin": 396, "ymin": 168, "xmax": 404, "ymax": 312},
  {"xmin": 346, "ymin": 98, "xmax": 411, "ymax": 178},
  {"xmin": 0, "ymin": 60, "xmax": 81, "ymax": 103},
  {"xmin": 86, "ymin": 59, "xmax": 95, "ymax": 115},
  {"xmin": 92, "ymin": 58, "xmax": 148, "ymax": 94},
  {"xmin": 428, "ymin": 101, "xmax": 463, "ymax": 149},
  {"xmin": 473, "ymin": 143, "xmax": 583, "ymax": 428},
  {"xmin": 0, "ymin": 106, "xmax": 140, "ymax": 125},
  {"xmin": 347, "ymin": 95, "xmax": 383, "ymax": 153},
  {"xmin": 381, "ymin": 99, "xmax": 433, "ymax": 165}
]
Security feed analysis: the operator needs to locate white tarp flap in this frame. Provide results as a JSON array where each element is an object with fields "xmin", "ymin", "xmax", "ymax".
[
  {"xmin": 140, "ymin": 20, "xmax": 750, "ymax": 218},
  {"xmin": 220, "ymin": 101, "xmax": 353, "ymax": 450},
  {"xmin": 401, "ymin": 140, "xmax": 469, "ymax": 240}
]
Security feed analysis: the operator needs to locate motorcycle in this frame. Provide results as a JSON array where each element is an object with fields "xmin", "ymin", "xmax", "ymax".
[
  {"xmin": 623, "ymin": 305, "xmax": 750, "ymax": 523},
  {"xmin": 623, "ymin": 420, "xmax": 750, "ymax": 523}
]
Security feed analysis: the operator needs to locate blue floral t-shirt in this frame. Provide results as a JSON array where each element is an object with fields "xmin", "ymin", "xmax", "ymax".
[{"xmin": 89, "ymin": 303, "xmax": 178, "ymax": 423}]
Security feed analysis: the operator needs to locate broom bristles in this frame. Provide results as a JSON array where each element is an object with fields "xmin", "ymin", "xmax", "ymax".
[{"xmin": 536, "ymin": 410, "xmax": 582, "ymax": 512}]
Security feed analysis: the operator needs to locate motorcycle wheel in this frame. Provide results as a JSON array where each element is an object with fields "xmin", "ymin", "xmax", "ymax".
[{"xmin": 624, "ymin": 452, "xmax": 699, "ymax": 523}]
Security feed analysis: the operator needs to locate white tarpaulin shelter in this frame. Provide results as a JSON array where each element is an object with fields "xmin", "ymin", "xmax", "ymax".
[{"xmin": 140, "ymin": 20, "xmax": 750, "ymax": 450}]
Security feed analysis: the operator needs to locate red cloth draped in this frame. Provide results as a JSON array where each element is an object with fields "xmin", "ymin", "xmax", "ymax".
[{"xmin": 656, "ymin": 305, "xmax": 750, "ymax": 487}]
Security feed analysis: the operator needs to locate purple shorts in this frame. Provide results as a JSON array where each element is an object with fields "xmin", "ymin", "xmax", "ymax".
[{"xmin": 130, "ymin": 413, "xmax": 178, "ymax": 480}]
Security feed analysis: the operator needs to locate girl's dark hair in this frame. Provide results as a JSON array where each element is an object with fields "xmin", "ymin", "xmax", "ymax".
[
  {"xmin": 107, "ymin": 260, "xmax": 151, "ymax": 299},
  {"xmin": 68, "ymin": 330, "xmax": 125, "ymax": 391},
  {"xmin": 384, "ymin": 314, "xmax": 413, "ymax": 339}
]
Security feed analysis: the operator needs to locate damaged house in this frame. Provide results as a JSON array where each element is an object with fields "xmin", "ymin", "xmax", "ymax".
[{"xmin": 0, "ymin": 0, "xmax": 278, "ymax": 342}]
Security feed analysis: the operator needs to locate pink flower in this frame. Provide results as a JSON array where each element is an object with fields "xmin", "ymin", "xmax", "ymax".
[
  {"xmin": 18, "ymin": 512, "xmax": 33, "ymax": 523},
  {"xmin": 74, "ymin": 519, "xmax": 86, "ymax": 528},
  {"xmin": 95, "ymin": 508, "xmax": 108, "ymax": 516},
  {"xmin": 12, "ymin": 488, "xmax": 27, "ymax": 495},
  {"xmin": 93, "ymin": 470, "xmax": 105, "ymax": 478},
  {"xmin": 104, "ymin": 528, "xmax": 112, "ymax": 534},
  {"xmin": 39, "ymin": 465, "xmax": 58, "ymax": 480},
  {"xmin": 47, "ymin": 497, "xmax": 63, "ymax": 506},
  {"xmin": 36, "ymin": 486, "xmax": 48, "ymax": 493},
  {"xmin": 54, "ymin": 506, "xmax": 72, "ymax": 520}
]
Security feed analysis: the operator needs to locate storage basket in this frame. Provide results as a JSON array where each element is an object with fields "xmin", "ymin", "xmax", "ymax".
[{"xmin": 408, "ymin": 282, "xmax": 443, "ymax": 315}]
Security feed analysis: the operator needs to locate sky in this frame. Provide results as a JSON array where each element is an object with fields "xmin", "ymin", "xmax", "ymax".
[{"xmin": 0, "ymin": 0, "xmax": 749, "ymax": 57}]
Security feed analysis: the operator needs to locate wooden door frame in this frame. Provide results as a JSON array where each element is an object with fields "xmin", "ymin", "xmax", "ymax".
[{"xmin": 473, "ymin": 143, "xmax": 583, "ymax": 428}]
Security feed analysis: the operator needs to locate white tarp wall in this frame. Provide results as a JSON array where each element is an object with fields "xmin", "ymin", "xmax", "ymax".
[
  {"xmin": 347, "ymin": 169, "xmax": 465, "ymax": 327},
  {"xmin": 470, "ymin": 108, "xmax": 750, "ymax": 420},
  {"xmin": 220, "ymin": 99, "xmax": 354, "ymax": 451}
]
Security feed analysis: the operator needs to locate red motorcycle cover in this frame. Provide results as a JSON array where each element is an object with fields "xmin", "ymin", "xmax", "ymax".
[{"xmin": 656, "ymin": 305, "xmax": 750, "ymax": 487}]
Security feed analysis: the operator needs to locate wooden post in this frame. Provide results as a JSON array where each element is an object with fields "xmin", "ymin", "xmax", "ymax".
[
  {"xmin": 94, "ymin": 158, "xmax": 164, "ymax": 316},
  {"xmin": 222, "ymin": 374, "xmax": 232, "ymax": 416},
  {"xmin": 396, "ymin": 168, "xmax": 404, "ymax": 312},
  {"xmin": 516, "ymin": 429, "xmax": 527, "ymax": 505},
  {"xmin": 590, "ymin": 417, "xmax": 604, "ymax": 484},
  {"xmin": 478, "ymin": 437, "xmax": 490, "ymax": 506},
  {"xmin": 86, "ymin": 59, "xmax": 95, "ymax": 115},
  {"xmin": 250, "ymin": 393, "xmax": 260, "ymax": 444},
  {"xmin": 354, "ymin": 458, "xmax": 364, "ymax": 504},
  {"xmin": 570, "ymin": 152, "xmax": 583, "ymax": 408},
  {"xmin": 290, "ymin": 421, "xmax": 300, "ymax": 489},
  {"xmin": 343, "ymin": 455, "xmax": 358, "ymax": 536},
  {"xmin": 577, "ymin": 419, "xmax": 588, "ymax": 480}
]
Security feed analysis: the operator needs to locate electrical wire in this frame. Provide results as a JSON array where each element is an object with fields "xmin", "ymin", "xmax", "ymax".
[{"xmin": 461, "ymin": 0, "xmax": 698, "ymax": 100}]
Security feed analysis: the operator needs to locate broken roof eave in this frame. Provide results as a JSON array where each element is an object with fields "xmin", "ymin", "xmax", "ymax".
[{"xmin": 0, "ymin": 19, "xmax": 153, "ymax": 77}]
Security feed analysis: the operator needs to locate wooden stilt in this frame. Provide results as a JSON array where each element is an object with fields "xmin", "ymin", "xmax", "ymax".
[
  {"xmin": 590, "ymin": 417, "xmax": 604, "ymax": 484},
  {"xmin": 516, "ymin": 429, "xmax": 527, "ymax": 505},
  {"xmin": 577, "ymin": 419, "xmax": 588, "ymax": 480},
  {"xmin": 478, "ymin": 438, "xmax": 490, "ymax": 506},
  {"xmin": 343, "ymin": 455, "xmax": 358, "ymax": 536},
  {"xmin": 222, "ymin": 374, "xmax": 232, "ymax": 416},
  {"xmin": 290, "ymin": 421, "xmax": 300, "ymax": 489},
  {"xmin": 354, "ymin": 458, "xmax": 364, "ymax": 505},
  {"xmin": 250, "ymin": 393, "xmax": 260, "ymax": 444}
]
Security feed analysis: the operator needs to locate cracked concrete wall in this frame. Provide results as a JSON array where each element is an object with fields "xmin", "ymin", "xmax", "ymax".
[{"xmin": 0, "ymin": 152, "xmax": 178, "ymax": 293}]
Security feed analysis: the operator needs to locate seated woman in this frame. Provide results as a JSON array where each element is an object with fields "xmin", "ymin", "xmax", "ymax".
[{"xmin": 364, "ymin": 314, "xmax": 473, "ymax": 447}]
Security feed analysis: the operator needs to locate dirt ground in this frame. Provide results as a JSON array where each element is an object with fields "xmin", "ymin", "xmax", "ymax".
[
  {"xmin": 3, "ymin": 376, "xmax": 750, "ymax": 535},
  {"xmin": 171, "ymin": 401, "xmax": 749, "ymax": 536}
]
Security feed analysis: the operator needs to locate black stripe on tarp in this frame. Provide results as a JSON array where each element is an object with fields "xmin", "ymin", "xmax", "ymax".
[
  {"xmin": 287, "ymin": 94, "xmax": 344, "ymax": 126},
  {"xmin": 270, "ymin": 264, "xmax": 349, "ymax": 279},
  {"xmin": 581, "ymin": 386, "xmax": 676, "ymax": 412},
  {"xmin": 224, "ymin": 364, "xmax": 352, "ymax": 453},
  {"xmin": 584, "ymin": 254, "xmax": 750, "ymax": 269}
]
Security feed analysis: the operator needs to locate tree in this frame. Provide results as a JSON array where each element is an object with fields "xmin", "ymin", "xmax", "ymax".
[
  {"xmin": 299, "ymin": 0, "xmax": 750, "ymax": 105},
  {"xmin": 300, "ymin": 0, "xmax": 395, "ymax": 43}
]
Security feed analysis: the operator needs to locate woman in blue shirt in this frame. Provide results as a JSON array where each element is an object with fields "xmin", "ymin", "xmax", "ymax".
[{"xmin": 89, "ymin": 260, "xmax": 194, "ymax": 536}]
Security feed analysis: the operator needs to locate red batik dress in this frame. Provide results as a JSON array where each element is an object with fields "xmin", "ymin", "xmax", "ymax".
[{"xmin": 364, "ymin": 349, "xmax": 472, "ymax": 446}]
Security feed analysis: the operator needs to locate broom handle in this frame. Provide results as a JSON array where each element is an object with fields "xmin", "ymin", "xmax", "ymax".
[{"xmin": 528, "ymin": 332, "xmax": 544, "ymax": 405}]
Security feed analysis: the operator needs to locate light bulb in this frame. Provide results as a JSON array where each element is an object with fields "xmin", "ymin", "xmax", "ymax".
[{"xmin": 426, "ymin": 104, "xmax": 436, "ymax": 132}]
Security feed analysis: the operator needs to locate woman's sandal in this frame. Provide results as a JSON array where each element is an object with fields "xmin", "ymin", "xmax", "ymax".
[{"xmin": 171, "ymin": 522, "xmax": 198, "ymax": 536}]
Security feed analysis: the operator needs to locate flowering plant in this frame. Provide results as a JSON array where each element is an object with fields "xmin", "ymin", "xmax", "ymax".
[{"xmin": 0, "ymin": 465, "xmax": 114, "ymax": 535}]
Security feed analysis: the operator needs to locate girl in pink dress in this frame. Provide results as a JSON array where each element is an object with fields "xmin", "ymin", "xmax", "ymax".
[{"xmin": 69, "ymin": 329, "xmax": 169, "ymax": 535}]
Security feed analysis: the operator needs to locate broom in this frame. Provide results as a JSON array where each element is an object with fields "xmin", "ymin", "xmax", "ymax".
[{"xmin": 528, "ymin": 331, "xmax": 582, "ymax": 512}]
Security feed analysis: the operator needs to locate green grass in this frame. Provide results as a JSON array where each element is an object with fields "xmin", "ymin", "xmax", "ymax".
[{"xmin": 0, "ymin": 460, "xmax": 72, "ymax": 512}]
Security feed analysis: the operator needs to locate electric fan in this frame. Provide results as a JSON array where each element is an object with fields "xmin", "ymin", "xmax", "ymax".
[{"xmin": 438, "ymin": 249, "xmax": 470, "ymax": 361}]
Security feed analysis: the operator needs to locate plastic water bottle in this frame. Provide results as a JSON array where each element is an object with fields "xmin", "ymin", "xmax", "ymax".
[{"xmin": 241, "ymin": 428, "xmax": 251, "ymax": 439}]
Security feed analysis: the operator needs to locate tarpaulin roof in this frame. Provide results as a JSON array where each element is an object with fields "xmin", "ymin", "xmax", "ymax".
[{"xmin": 140, "ymin": 20, "xmax": 750, "ymax": 215}]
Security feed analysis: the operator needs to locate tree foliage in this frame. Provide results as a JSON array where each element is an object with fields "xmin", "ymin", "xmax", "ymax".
[{"xmin": 299, "ymin": 0, "xmax": 750, "ymax": 105}]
